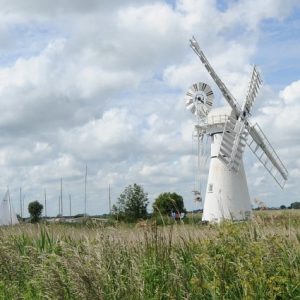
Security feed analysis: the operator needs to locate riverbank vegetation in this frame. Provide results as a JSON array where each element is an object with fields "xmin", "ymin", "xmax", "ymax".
[{"xmin": 0, "ymin": 210, "xmax": 299, "ymax": 299}]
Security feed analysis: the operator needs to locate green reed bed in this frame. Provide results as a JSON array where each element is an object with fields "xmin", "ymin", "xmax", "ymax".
[{"xmin": 0, "ymin": 215, "xmax": 299, "ymax": 299}]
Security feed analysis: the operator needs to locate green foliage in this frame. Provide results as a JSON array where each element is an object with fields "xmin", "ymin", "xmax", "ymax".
[
  {"xmin": 153, "ymin": 192, "xmax": 186, "ymax": 215},
  {"xmin": 113, "ymin": 183, "xmax": 148, "ymax": 222},
  {"xmin": 28, "ymin": 201, "xmax": 43, "ymax": 223},
  {"xmin": 290, "ymin": 201, "xmax": 300, "ymax": 209}
]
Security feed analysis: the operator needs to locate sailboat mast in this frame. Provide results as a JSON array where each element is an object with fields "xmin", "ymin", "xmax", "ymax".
[
  {"xmin": 69, "ymin": 194, "xmax": 72, "ymax": 217},
  {"xmin": 84, "ymin": 164, "xmax": 87, "ymax": 216},
  {"xmin": 58, "ymin": 195, "xmax": 61, "ymax": 216},
  {"xmin": 44, "ymin": 189, "xmax": 47, "ymax": 217},
  {"xmin": 108, "ymin": 184, "xmax": 111, "ymax": 214},
  {"xmin": 8, "ymin": 188, "xmax": 12, "ymax": 225},
  {"xmin": 60, "ymin": 178, "xmax": 63, "ymax": 216},
  {"xmin": 20, "ymin": 187, "xmax": 22, "ymax": 218}
]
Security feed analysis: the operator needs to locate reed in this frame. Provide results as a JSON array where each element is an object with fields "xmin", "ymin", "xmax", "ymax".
[{"xmin": 0, "ymin": 211, "xmax": 299, "ymax": 299}]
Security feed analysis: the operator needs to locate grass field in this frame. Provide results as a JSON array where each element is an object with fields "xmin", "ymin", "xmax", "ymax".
[{"xmin": 0, "ymin": 210, "xmax": 299, "ymax": 299}]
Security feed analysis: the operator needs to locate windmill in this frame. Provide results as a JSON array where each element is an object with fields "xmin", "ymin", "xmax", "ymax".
[{"xmin": 185, "ymin": 37, "xmax": 288, "ymax": 223}]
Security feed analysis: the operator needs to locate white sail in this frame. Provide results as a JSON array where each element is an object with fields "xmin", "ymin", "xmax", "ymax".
[{"xmin": 0, "ymin": 190, "xmax": 19, "ymax": 225}]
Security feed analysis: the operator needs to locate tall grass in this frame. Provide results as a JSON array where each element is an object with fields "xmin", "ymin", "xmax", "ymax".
[{"xmin": 0, "ymin": 212, "xmax": 299, "ymax": 299}]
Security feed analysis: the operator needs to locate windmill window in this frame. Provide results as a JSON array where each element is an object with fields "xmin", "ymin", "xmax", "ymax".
[{"xmin": 208, "ymin": 184, "xmax": 213, "ymax": 193}]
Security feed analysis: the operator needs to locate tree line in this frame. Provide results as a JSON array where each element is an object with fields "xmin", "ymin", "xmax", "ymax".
[
  {"xmin": 26, "ymin": 183, "xmax": 300, "ymax": 223},
  {"xmin": 112, "ymin": 183, "xmax": 186, "ymax": 222}
]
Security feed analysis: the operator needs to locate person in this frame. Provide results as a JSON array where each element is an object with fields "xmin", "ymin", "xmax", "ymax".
[{"xmin": 171, "ymin": 211, "xmax": 176, "ymax": 220}]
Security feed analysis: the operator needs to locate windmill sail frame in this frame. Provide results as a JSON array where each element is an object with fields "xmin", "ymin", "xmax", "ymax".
[{"xmin": 247, "ymin": 123, "xmax": 288, "ymax": 188}]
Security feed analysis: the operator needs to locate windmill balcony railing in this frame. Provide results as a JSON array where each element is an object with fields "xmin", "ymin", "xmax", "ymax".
[
  {"xmin": 195, "ymin": 114, "xmax": 230, "ymax": 136},
  {"xmin": 206, "ymin": 114, "xmax": 229, "ymax": 125}
]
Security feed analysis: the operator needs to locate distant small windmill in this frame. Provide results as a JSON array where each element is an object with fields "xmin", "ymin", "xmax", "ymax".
[{"xmin": 185, "ymin": 37, "xmax": 288, "ymax": 223}]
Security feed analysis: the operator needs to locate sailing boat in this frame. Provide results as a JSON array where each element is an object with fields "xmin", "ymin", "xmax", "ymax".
[{"xmin": 0, "ymin": 190, "xmax": 19, "ymax": 225}]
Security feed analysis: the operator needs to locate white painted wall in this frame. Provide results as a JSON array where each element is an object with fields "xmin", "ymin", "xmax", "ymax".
[{"xmin": 202, "ymin": 127, "xmax": 252, "ymax": 222}]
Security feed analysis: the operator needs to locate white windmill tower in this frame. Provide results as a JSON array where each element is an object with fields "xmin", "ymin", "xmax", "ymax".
[{"xmin": 185, "ymin": 37, "xmax": 288, "ymax": 223}]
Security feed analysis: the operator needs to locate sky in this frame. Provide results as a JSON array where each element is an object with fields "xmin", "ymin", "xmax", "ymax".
[{"xmin": 0, "ymin": 0, "xmax": 299, "ymax": 217}]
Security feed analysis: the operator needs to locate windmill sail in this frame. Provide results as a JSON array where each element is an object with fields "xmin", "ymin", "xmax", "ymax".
[
  {"xmin": 219, "ymin": 66, "xmax": 262, "ymax": 171},
  {"xmin": 243, "ymin": 66, "xmax": 262, "ymax": 114},
  {"xmin": 0, "ymin": 191, "xmax": 19, "ymax": 225},
  {"xmin": 190, "ymin": 37, "xmax": 241, "ymax": 117},
  {"xmin": 218, "ymin": 116, "xmax": 249, "ymax": 172},
  {"xmin": 247, "ymin": 123, "xmax": 288, "ymax": 188},
  {"xmin": 190, "ymin": 37, "xmax": 249, "ymax": 171}
]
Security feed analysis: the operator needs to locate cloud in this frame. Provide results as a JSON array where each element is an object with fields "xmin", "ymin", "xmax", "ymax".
[
  {"xmin": 0, "ymin": 0, "xmax": 299, "ymax": 215},
  {"xmin": 61, "ymin": 108, "xmax": 141, "ymax": 162},
  {"xmin": 280, "ymin": 79, "xmax": 300, "ymax": 104}
]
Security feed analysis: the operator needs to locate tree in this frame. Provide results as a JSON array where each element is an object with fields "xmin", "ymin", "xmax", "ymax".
[
  {"xmin": 112, "ymin": 184, "xmax": 148, "ymax": 222},
  {"xmin": 153, "ymin": 192, "xmax": 186, "ymax": 216},
  {"xmin": 290, "ymin": 202, "xmax": 300, "ymax": 209},
  {"xmin": 28, "ymin": 201, "xmax": 43, "ymax": 223}
]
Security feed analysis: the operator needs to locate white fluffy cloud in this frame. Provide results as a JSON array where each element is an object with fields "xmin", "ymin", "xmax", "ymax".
[{"xmin": 0, "ymin": 0, "xmax": 299, "ymax": 215}]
